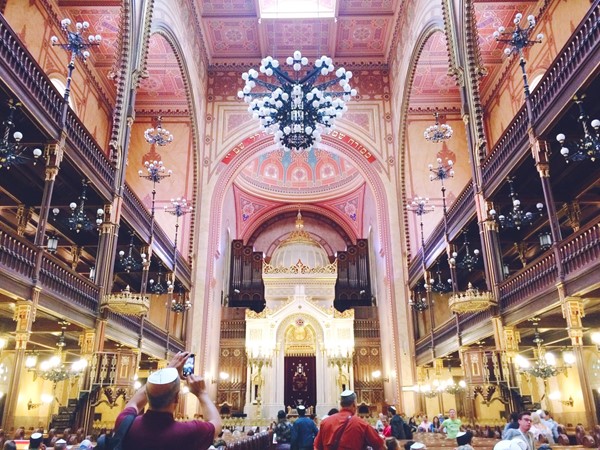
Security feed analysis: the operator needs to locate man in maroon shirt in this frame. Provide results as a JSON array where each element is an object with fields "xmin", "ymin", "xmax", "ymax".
[
  {"xmin": 314, "ymin": 390, "xmax": 384, "ymax": 450},
  {"xmin": 114, "ymin": 351, "xmax": 222, "ymax": 450}
]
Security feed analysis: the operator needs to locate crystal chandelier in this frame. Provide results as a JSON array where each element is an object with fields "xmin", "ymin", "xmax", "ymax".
[
  {"xmin": 119, "ymin": 232, "xmax": 147, "ymax": 273},
  {"xmin": 170, "ymin": 285, "xmax": 191, "ymax": 314},
  {"xmin": 50, "ymin": 18, "xmax": 101, "ymax": 110},
  {"xmin": 52, "ymin": 179, "xmax": 104, "ymax": 233},
  {"xmin": 430, "ymin": 262, "xmax": 452, "ymax": 293},
  {"xmin": 0, "ymin": 100, "xmax": 42, "ymax": 170},
  {"xmin": 238, "ymin": 51, "xmax": 357, "ymax": 152},
  {"xmin": 149, "ymin": 264, "xmax": 172, "ymax": 295},
  {"xmin": 493, "ymin": 13, "xmax": 543, "ymax": 57},
  {"xmin": 26, "ymin": 322, "xmax": 87, "ymax": 384},
  {"xmin": 139, "ymin": 159, "xmax": 172, "ymax": 216},
  {"xmin": 144, "ymin": 116, "xmax": 174, "ymax": 146},
  {"xmin": 409, "ymin": 290, "xmax": 429, "ymax": 312},
  {"xmin": 449, "ymin": 232, "xmax": 480, "ymax": 271},
  {"xmin": 515, "ymin": 322, "xmax": 570, "ymax": 379},
  {"xmin": 488, "ymin": 178, "xmax": 544, "ymax": 230},
  {"xmin": 556, "ymin": 95, "xmax": 600, "ymax": 162},
  {"xmin": 424, "ymin": 112, "xmax": 453, "ymax": 143}
]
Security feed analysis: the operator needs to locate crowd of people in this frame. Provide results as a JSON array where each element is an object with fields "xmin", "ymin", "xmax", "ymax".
[{"xmin": 0, "ymin": 352, "xmax": 568, "ymax": 450}]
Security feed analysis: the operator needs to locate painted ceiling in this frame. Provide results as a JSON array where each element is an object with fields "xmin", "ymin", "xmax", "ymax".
[
  {"xmin": 197, "ymin": 0, "xmax": 398, "ymax": 64},
  {"xmin": 236, "ymin": 147, "xmax": 363, "ymax": 201}
]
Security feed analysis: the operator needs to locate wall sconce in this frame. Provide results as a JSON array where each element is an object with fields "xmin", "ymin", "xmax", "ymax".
[
  {"xmin": 28, "ymin": 394, "xmax": 54, "ymax": 410},
  {"xmin": 213, "ymin": 371, "xmax": 230, "ymax": 384},
  {"xmin": 549, "ymin": 391, "xmax": 574, "ymax": 407},
  {"xmin": 372, "ymin": 370, "xmax": 389, "ymax": 382},
  {"xmin": 539, "ymin": 232, "xmax": 552, "ymax": 251}
]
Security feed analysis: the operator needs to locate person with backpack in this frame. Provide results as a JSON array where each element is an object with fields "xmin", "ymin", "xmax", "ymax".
[
  {"xmin": 113, "ymin": 351, "xmax": 222, "ymax": 450},
  {"xmin": 274, "ymin": 410, "xmax": 293, "ymax": 450}
]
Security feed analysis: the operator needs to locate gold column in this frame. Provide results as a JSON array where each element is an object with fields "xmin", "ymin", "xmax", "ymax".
[
  {"xmin": 3, "ymin": 299, "xmax": 36, "ymax": 430},
  {"xmin": 562, "ymin": 295, "xmax": 596, "ymax": 427}
]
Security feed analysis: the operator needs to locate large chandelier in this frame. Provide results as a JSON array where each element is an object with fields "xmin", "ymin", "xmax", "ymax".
[
  {"xmin": 238, "ymin": 51, "xmax": 357, "ymax": 152},
  {"xmin": 119, "ymin": 232, "xmax": 147, "ymax": 273},
  {"xmin": 101, "ymin": 285, "xmax": 149, "ymax": 316},
  {"xmin": 449, "ymin": 231, "xmax": 480, "ymax": 272},
  {"xmin": 26, "ymin": 322, "xmax": 87, "ymax": 384},
  {"xmin": 144, "ymin": 116, "xmax": 173, "ymax": 146},
  {"xmin": 556, "ymin": 95, "xmax": 600, "ymax": 163},
  {"xmin": 52, "ymin": 179, "xmax": 104, "ymax": 233},
  {"xmin": 424, "ymin": 112, "xmax": 453, "ymax": 143},
  {"xmin": 515, "ymin": 321, "xmax": 572, "ymax": 379},
  {"xmin": 489, "ymin": 178, "xmax": 543, "ymax": 230},
  {"xmin": 449, "ymin": 282, "xmax": 496, "ymax": 314},
  {"xmin": 0, "ymin": 100, "xmax": 42, "ymax": 170}
]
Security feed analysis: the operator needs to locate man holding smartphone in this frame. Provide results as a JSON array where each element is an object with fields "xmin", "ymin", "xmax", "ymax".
[{"xmin": 114, "ymin": 351, "xmax": 222, "ymax": 450}]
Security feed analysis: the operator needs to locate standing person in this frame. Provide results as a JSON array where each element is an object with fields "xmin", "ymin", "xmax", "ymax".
[
  {"xmin": 314, "ymin": 390, "xmax": 384, "ymax": 450},
  {"xmin": 530, "ymin": 412, "xmax": 554, "ymax": 444},
  {"xmin": 507, "ymin": 412, "xmax": 536, "ymax": 450},
  {"xmin": 376, "ymin": 414, "xmax": 387, "ymax": 434},
  {"xmin": 291, "ymin": 405, "xmax": 318, "ymax": 450},
  {"xmin": 274, "ymin": 410, "xmax": 293, "ymax": 450},
  {"xmin": 389, "ymin": 406, "xmax": 406, "ymax": 440},
  {"xmin": 438, "ymin": 409, "xmax": 462, "ymax": 439},
  {"xmin": 114, "ymin": 351, "xmax": 222, "ymax": 450}
]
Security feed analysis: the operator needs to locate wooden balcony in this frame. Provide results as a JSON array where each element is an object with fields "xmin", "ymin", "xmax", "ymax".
[{"xmin": 0, "ymin": 12, "xmax": 192, "ymax": 287}]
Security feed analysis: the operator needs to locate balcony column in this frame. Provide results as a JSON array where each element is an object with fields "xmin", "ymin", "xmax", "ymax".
[
  {"xmin": 458, "ymin": 347, "xmax": 475, "ymax": 424},
  {"xmin": 2, "ymin": 299, "xmax": 36, "ymax": 431},
  {"xmin": 480, "ymin": 209, "xmax": 503, "ymax": 302},
  {"xmin": 561, "ymin": 295, "xmax": 596, "ymax": 428},
  {"xmin": 34, "ymin": 143, "xmax": 64, "ymax": 247},
  {"xmin": 493, "ymin": 318, "xmax": 521, "ymax": 412},
  {"xmin": 77, "ymin": 329, "xmax": 96, "ymax": 432},
  {"xmin": 529, "ymin": 135, "xmax": 564, "ymax": 281}
]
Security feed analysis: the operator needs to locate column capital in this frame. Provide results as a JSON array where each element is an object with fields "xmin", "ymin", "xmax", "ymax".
[
  {"xmin": 13, "ymin": 301, "xmax": 35, "ymax": 332},
  {"xmin": 78, "ymin": 329, "xmax": 96, "ymax": 355},
  {"xmin": 562, "ymin": 296, "xmax": 585, "ymax": 328}
]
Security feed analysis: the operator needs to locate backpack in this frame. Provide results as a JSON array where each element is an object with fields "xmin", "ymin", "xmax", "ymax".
[{"xmin": 107, "ymin": 414, "xmax": 136, "ymax": 450}]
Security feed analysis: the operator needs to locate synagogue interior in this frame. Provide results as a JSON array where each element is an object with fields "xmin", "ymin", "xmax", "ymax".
[{"xmin": 0, "ymin": 0, "xmax": 599, "ymax": 444}]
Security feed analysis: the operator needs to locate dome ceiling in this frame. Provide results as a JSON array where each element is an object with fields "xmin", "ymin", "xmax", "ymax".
[{"xmin": 236, "ymin": 147, "xmax": 364, "ymax": 202}]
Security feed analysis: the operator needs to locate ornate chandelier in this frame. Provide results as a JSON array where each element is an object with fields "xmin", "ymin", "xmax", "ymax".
[
  {"xmin": 101, "ymin": 285, "xmax": 149, "ymax": 316},
  {"xmin": 149, "ymin": 264, "xmax": 172, "ymax": 295},
  {"xmin": 409, "ymin": 290, "xmax": 429, "ymax": 312},
  {"xmin": 424, "ymin": 112, "xmax": 453, "ymax": 143},
  {"xmin": 144, "ymin": 116, "xmax": 173, "ymax": 146},
  {"xmin": 515, "ymin": 322, "xmax": 570, "ymax": 379},
  {"xmin": 489, "ymin": 178, "xmax": 543, "ymax": 230},
  {"xmin": 493, "ymin": 13, "xmax": 543, "ymax": 57},
  {"xmin": 238, "ymin": 51, "xmax": 357, "ymax": 152},
  {"xmin": 170, "ymin": 286, "xmax": 191, "ymax": 314},
  {"xmin": 449, "ymin": 282, "xmax": 496, "ymax": 314},
  {"xmin": 430, "ymin": 262, "xmax": 452, "ymax": 293},
  {"xmin": 52, "ymin": 179, "xmax": 104, "ymax": 233},
  {"xmin": 119, "ymin": 232, "xmax": 147, "ymax": 273},
  {"xmin": 0, "ymin": 100, "xmax": 42, "ymax": 170},
  {"xmin": 556, "ymin": 95, "xmax": 600, "ymax": 162},
  {"xmin": 26, "ymin": 322, "xmax": 87, "ymax": 384},
  {"xmin": 449, "ymin": 231, "xmax": 480, "ymax": 272}
]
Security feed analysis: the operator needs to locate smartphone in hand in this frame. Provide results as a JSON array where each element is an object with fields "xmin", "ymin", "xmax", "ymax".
[{"xmin": 182, "ymin": 354, "xmax": 195, "ymax": 377}]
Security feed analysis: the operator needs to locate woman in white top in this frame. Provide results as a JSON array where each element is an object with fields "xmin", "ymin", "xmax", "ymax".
[{"xmin": 530, "ymin": 412, "xmax": 555, "ymax": 444}]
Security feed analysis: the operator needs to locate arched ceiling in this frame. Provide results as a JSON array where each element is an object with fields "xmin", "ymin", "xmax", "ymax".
[
  {"xmin": 408, "ymin": 32, "xmax": 460, "ymax": 112},
  {"xmin": 137, "ymin": 33, "xmax": 189, "ymax": 115}
]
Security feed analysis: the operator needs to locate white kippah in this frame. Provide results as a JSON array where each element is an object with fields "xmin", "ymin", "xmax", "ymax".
[
  {"xmin": 341, "ymin": 390, "xmax": 355, "ymax": 398},
  {"xmin": 410, "ymin": 443, "xmax": 425, "ymax": 449},
  {"xmin": 55, "ymin": 439, "xmax": 67, "ymax": 444},
  {"xmin": 297, "ymin": 405, "xmax": 306, "ymax": 410},
  {"xmin": 456, "ymin": 432, "xmax": 467, "ymax": 438},
  {"xmin": 148, "ymin": 367, "xmax": 179, "ymax": 385},
  {"xmin": 30, "ymin": 433, "xmax": 42, "ymax": 440}
]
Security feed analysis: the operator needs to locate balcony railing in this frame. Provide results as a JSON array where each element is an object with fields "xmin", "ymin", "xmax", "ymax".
[
  {"xmin": 0, "ymin": 224, "xmax": 37, "ymax": 281},
  {"xmin": 560, "ymin": 220, "xmax": 600, "ymax": 278},
  {"xmin": 39, "ymin": 254, "xmax": 99, "ymax": 311},
  {"xmin": 143, "ymin": 321, "xmax": 168, "ymax": 349},
  {"xmin": 498, "ymin": 252, "xmax": 557, "ymax": 311}
]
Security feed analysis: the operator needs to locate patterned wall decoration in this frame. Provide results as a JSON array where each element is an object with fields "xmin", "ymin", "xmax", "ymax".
[
  {"xmin": 236, "ymin": 147, "xmax": 363, "ymax": 200},
  {"xmin": 335, "ymin": 17, "xmax": 391, "ymax": 57},
  {"xmin": 204, "ymin": 18, "xmax": 261, "ymax": 58},
  {"xmin": 233, "ymin": 184, "xmax": 279, "ymax": 238},
  {"xmin": 320, "ymin": 184, "xmax": 366, "ymax": 237}
]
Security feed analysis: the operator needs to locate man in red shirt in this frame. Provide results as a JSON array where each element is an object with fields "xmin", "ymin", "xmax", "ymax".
[
  {"xmin": 314, "ymin": 390, "xmax": 384, "ymax": 450},
  {"xmin": 114, "ymin": 351, "xmax": 222, "ymax": 450}
]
